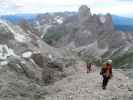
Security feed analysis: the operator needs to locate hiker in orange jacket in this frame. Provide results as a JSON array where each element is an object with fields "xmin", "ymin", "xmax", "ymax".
[{"xmin": 100, "ymin": 59, "xmax": 113, "ymax": 90}]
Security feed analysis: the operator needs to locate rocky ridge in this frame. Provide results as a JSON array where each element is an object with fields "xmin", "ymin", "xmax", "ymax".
[{"xmin": 45, "ymin": 68, "xmax": 133, "ymax": 100}]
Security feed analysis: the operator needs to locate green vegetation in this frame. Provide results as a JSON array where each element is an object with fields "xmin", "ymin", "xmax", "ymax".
[
  {"xmin": 80, "ymin": 54, "xmax": 102, "ymax": 66},
  {"xmin": 43, "ymin": 32, "xmax": 65, "ymax": 45},
  {"xmin": 112, "ymin": 52, "xmax": 133, "ymax": 69},
  {"xmin": 43, "ymin": 25, "xmax": 78, "ymax": 45},
  {"xmin": 78, "ymin": 50, "xmax": 133, "ymax": 69}
]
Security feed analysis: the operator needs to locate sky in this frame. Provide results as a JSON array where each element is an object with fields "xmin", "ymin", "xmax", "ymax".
[{"xmin": 0, "ymin": 0, "xmax": 133, "ymax": 18}]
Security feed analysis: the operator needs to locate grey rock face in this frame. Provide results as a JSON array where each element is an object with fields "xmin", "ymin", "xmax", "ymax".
[
  {"xmin": 100, "ymin": 14, "xmax": 114, "ymax": 32},
  {"xmin": 54, "ymin": 5, "xmax": 133, "ymax": 59},
  {"xmin": 79, "ymin": 5, "xmax": 91, "ymax": 26},
  {"xmin": 0, "ymin": 23, "xmax": 14, "ymax": 44},
  {"xmin": 74, "ymin": 30, "xmax": 95, "ymax": 46},
  {"xmin": 0, "ymin": 19, "xmax": 85, "ymax": 99},
  {"xmin": 0, "ymin": 21, "xmax": 83, "ymax": 100},
  {"xmin": 53, "ymin": 5, "xmax": 116, "ymax": 48}
]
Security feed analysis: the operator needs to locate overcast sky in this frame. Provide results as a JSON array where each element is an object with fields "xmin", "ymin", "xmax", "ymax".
[{"xmin": 0, "ymin": 0, "xmax": 133, "ymax": 18}]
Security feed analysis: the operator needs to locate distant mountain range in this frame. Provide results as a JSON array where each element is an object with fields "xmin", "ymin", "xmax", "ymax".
[
  {"xmin": 112, "ymin": 15, "xmax": 133, "ymax": 32},
  {"xmin": 0, "ymin": 14, "xmax": 37, "ymax": 24},
  {"xmin": 0, "ymin": 13, "xmax": 133, "ymax": 32}
]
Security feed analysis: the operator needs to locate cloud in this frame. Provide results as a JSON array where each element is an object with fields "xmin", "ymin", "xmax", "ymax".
[
  {"xmin": 118, "ymin": 0, "xmax": 133, "ymax": 1},
  {"xmin": 0, "ymin": 0, "xmax": 132, "ymax": 18},
  {"xmin": 89, "ymin": 0, "xmax": 133, "ymax": 17},
  {"xmin": 92, "ymin": 2, "xmax": 133, "ymax": 14}
]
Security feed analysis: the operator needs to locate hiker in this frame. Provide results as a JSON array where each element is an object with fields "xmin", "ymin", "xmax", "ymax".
[
  {"xmin": 91, "ymin": 63, "xmax": 96, "ymax": 72},
  {"xmin": 100, "ymin": 59, "xmax": 113, "ymax": 90},
  {"xmin": 86, "ymin": 62, "xmax": 92, "ymax": 73}
]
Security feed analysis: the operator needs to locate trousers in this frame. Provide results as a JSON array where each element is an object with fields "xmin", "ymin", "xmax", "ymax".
[{"xmin": 102, "ymin": 75, "xmax": 110, "ymax": 89}]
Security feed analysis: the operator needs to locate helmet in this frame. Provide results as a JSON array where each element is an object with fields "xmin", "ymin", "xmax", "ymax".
[{"xmin": 107, "ymin": 59, "xmax": 112, "ymax": 64}]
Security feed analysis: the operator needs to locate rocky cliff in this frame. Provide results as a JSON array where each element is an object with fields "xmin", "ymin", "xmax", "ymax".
[
  {"xmin": 0, "ymin": 19, "xmax": 85, "ymax": 100},
  {"xmin": 54, "ymin": 5, "xmax": 133, "ymax": 64}
]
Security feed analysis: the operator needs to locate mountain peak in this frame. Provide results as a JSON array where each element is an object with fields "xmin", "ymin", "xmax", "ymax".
[{"xmin": 79, "ymin": 5, "xmax": 91, "ymax": 25}]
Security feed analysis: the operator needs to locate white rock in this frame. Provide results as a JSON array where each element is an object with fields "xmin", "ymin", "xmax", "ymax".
[
  {"xmin": 0, "ymin": 44, "xmax": 15, "ymax": 60},
  {"xmin": 22, "ymin": 51, "xmax": 33, "ymax": 58},
  {"xmin": 0, "ymin": 61, "xmax": 8, "ymax": 66}
]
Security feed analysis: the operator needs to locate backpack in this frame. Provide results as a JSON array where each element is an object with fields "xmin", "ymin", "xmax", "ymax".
[
  {"xmin": 100, "ymin": 62, "xmax": 107, "ymax": 75},
  {"xmin": 102, "ymin": 62, "xmax": 107, "ymax": 68}
]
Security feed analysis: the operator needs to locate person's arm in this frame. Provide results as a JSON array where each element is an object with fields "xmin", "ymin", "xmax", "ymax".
[
  {"xmin": 100, "ymin": 63, "xmax": 106, "ymax": 75},
  {"xmin": 110, "ymin": 65, "xmax": 112, "ymax": 74},
  {"xmin": 110, "ymin": 65, "xmax": 113, "ymax": 78},
  {"xmin": 100, "ymin": 67, "xmax": 104, "ymax": 75}
]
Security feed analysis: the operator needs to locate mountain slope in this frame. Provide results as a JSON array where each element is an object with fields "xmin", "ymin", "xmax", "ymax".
[
  {"xmin": 54, "ymin": 6, "xmax": 133, "ymax": 60},
  {"xmin": 0, "ymin": 19, "xmax": 86, "ymax": 100}
]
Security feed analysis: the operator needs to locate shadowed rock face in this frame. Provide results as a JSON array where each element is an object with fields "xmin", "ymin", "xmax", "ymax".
[{"xmin": 0, "ymin": 23, "xmax": 14, "ymax": 44}]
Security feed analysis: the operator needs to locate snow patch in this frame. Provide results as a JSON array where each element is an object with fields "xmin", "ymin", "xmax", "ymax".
[
  {"xmin": 56, "ymin": 19, "xmax": 63, "ymax": 24},
  {"xmin": 0, "ymin": 61, "xmax": 8, "ymax": 66},
  {"xmin": 99, "ymin": 16, "xmax": 106, "ymax": 23},
  {"xmin": 54, "ymin": 16, "xmax": 64, "ymax": 24}
]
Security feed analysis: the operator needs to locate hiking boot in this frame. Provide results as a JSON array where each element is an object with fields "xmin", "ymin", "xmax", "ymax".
[{"xmin": 102, "ymin": 87, "xmax": 106, "ymax": 90}]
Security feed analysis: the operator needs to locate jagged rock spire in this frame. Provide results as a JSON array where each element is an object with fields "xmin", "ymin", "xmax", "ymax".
[{"xmin": 79, "ymin": 5, "xmax": 91, "ymax": 25}]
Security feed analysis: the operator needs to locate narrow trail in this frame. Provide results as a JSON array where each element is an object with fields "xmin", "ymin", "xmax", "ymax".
[{"xmin": 44, "ymin": 62, "xmax": 132, "ymax": 100}]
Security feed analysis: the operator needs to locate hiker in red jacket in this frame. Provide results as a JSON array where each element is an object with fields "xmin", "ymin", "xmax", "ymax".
[{"xmin": 100, "ymin": 59, "xmax": 113, "ymax": 90}]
